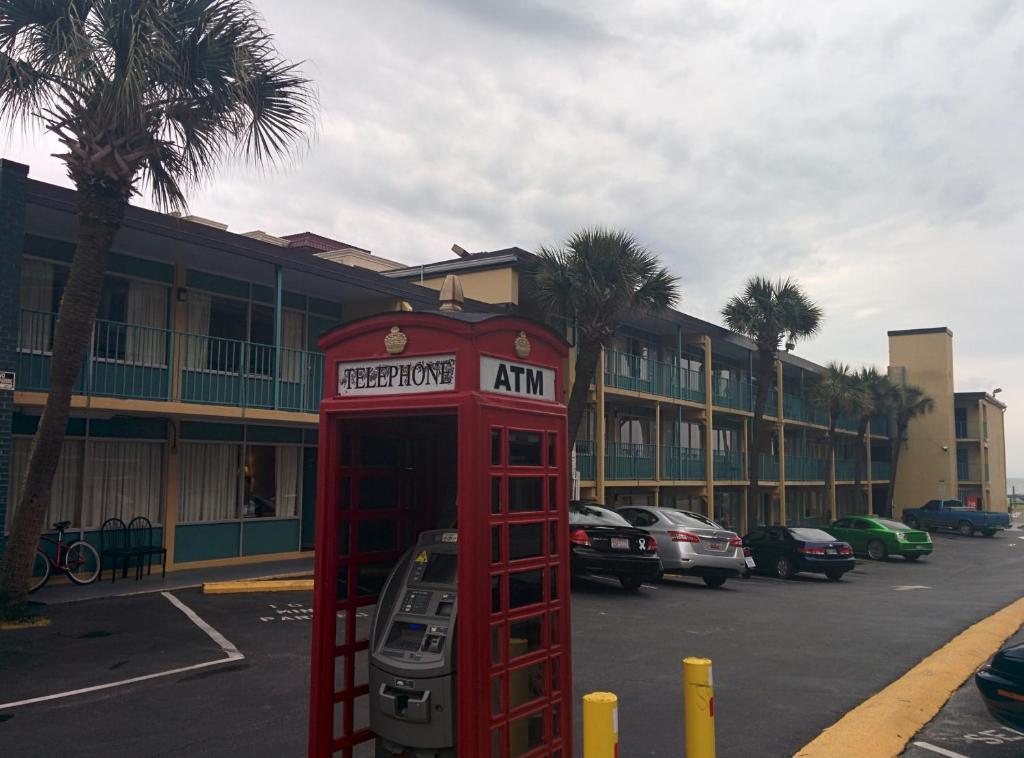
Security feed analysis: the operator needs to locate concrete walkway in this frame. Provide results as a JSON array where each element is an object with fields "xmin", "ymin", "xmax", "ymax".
[{"xmin": 30, "ymin": 554, "xmax": 314, "ymax": 606}]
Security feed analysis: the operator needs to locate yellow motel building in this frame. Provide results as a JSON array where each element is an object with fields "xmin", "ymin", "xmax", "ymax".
[{"xmin": 0, "ymin": 160, "xmax": 1010, "ymax": 572}]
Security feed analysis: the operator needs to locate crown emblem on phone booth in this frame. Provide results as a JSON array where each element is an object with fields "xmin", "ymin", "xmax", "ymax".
[
  {"xmin": 514, "ymin": 331, "xmax": 531, "ymax": 359},
  {"xmin": 384, "ymin": 326, "xmax": 407, "ymax": 355}
]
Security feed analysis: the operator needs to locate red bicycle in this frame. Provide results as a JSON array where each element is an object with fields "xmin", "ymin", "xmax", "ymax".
[{"xmin": 29, "ymin": 520, "xmax": 101, "ymax": 592}]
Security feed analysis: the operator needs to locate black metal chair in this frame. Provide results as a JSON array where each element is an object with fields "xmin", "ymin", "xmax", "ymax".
[
  {"xmin": 99, "ymin": 517, "xmax": 132, "ymax": 583},
  {"xmin": 127, "ymin": 516, "xmax": 167, "ymax": 580}
]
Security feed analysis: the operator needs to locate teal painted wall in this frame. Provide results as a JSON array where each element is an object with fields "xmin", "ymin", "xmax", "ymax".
[
  {"xmin": 242, "ymin": 519, "xmax": 300, "ymax": 556},
  {"xmin": 174, "ymin": 522, "xmax": 241, "ymax": 563}
]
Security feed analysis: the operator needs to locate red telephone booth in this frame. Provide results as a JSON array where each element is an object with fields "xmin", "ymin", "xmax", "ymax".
[{"xmin": 309, "ymin": 311, "xmax": 572, "ymax": 758}]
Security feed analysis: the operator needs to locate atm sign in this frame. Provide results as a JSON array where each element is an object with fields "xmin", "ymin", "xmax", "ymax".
[{"xmin": 480, "ymin": 356, "xmax": 555, "ymax": 401}]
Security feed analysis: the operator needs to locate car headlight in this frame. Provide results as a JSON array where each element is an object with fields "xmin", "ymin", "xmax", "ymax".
[{"xmin": 896, "ymin": 532, "xmax": 906, "ymax": 541}]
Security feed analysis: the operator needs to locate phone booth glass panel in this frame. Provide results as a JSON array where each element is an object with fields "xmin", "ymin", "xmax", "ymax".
[{"xmin": 309, "ymin": 313, "xmax": 571, "ymax": 758}]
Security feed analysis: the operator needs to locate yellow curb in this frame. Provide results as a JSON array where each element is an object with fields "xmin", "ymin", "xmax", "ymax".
[
  {"xmin": 0, "ymin": 616, "xmax": 51, "ymax": 631},
  {"xmin": 796, "ymin": 595, "xmax": 1024, "ymax": 758},
  {"xmin": 203, "ymin": 578, "xmax": 313, "ymax": 594}
]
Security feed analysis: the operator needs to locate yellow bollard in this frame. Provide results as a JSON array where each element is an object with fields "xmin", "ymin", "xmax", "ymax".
[
  {"xmin": 683, "ymin": 657, "xmax": 716, "ymax": 758},
  {"xmin": 583, "ymin": 691, "xmax": 619, "ymax": 758}
]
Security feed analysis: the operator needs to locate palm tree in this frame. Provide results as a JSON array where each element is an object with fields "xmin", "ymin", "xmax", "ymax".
[
  {"xmin": 850, "ymin": 368, "xmax": 895, "ymax": 509},
  {"xmin": 528, "ymin": 228, "xmax": 679, "ymax": 447},
  {"xmin": 0, "ymin": 0, "xmax": 315, "ymax": 618},
  {"xmin": 806, "ymin": 362, "xmax": 864, "ymax": 521},
  {"xmin": 722, "ymin": 277, "xmax": 823, "ymax": 529},
  {"xmin": 886, "ymin": 384, "xmax": 935, "ymax": 515}
]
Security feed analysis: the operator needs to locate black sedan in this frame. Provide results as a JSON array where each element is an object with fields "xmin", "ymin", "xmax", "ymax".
[
  {"xmin": 976, "ymin": 642, "xmax": 1024, "ymax": 728},
  {"xmin": 569, "ymin": 502, "xmax": 662, "ymax": 591},
  {"xmin": 743, "ymin": 526, "xmax": 855, "ymax": 581}
]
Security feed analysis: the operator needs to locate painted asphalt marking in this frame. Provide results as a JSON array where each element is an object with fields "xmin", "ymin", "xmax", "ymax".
[
  {"xmin": 0, "ymin": 591, "xmax": 243, "ymax": 711},
  {"xmin": 912, "ymin": 741, "xmax": 970, "ymax": 758},
  {"xmin": 893, "ymin": 585, "xmax": 933, "ymax": 591}
]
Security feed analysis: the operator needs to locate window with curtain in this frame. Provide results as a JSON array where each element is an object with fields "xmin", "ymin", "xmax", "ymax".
[
  {"xmin": 281, "ymin": 309, "xmax": 305, "ymax": 382},
  {"xmin": 179, "ymin": 442, "xmax": 240, "ymax": 522},
  {"xmin": 7, "ymin": 437, "xmax": 83, "ymax": 530},
  {"xmin": 18, "ymin": 259, "xmax": 65, "ymax": 353},
  {"xmin": 124, "ymin": 280, "xmax": 169, "ymax": 366},
  {"xmin": 242, "ymin": 444, "xmax": 301, "ymax": 518},
  {"xmin": 81, "ymin": 440, "xmax": 164, "ymax": 527},
  {"xmin": 184, "ymin": 291, "xmax": 212, "ymax": 370}
]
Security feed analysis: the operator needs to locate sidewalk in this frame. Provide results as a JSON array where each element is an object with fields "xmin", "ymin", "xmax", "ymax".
[{"xmin": 30, "ymin": 554, "xmax": 314, "ymax": 606}]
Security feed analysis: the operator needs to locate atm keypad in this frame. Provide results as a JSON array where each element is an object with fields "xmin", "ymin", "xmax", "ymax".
[{"xmin": 401, "ymin": 590, "xmax": 431, "ymax": 614}]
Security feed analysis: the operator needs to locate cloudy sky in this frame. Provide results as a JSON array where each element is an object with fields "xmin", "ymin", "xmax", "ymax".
[{"xmin": 6, "ymin": 1, "xmax": 1023, "ymax": 475}]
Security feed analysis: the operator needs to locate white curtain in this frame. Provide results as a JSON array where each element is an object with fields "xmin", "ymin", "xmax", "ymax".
[
  {"xmin": 125, "ymin": 281, "xmax": 169, "ymax": 366},
  {"xmin": 7, "ymin": 437, "xmax": 83, "ymax": 530},
  {"xmin": 82, "ymin": 440, "xmax": 164, "ymax": 527},
  {"xmin": 179, "ymin": 443, "xmax": 239, "ymax": 522},
  {"xmin": 275, "ymin": 445, "xmax": 301, "ymax": 518},
  {"xmin": 280, "ymin": 310, "xmax": 305, "ymax": 382},
  {"xmin": 18, "ymin": 259, "xmax": 54, "ymax": 352},
  {"xmin": 184, "ymin": 291, "xmax": 212, "ymax": 370}
]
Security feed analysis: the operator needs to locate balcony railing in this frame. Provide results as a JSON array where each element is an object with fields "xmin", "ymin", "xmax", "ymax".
[
  {"xmin": 786, "ymin": 455, "xmax": 827, "ymax": 481},
  {"xmin": 957, "ymin": 460, "xmax": 976, "ymax": 481},
  {"xmin": 955, "ymin": 419, "xmax": 980, "ymax": 439},
  {"xmin": 869, "ymin": 416, "xmax": 889, "ymax": 437},
  {"xmin": 603, "ymin": 349, "xmax": 705, "ymax": 403},
  {"xmin": 835, "ymin": 459, "xmax": 855, "ymax": 481},
  {"xmin": 574, "ymin": 440, "xmax": 596, "ymax": 481},
  {"xmin": 661, "ymin": 446, "xmax": 705, "ymax": 481},
  {"xmin": 713, "ymin": 450, "xmax": 746, "ymax": 481},
  {"xmin": 605, "ymin": 442, "xmax": 656, "ymax": 480},
  {"xmin": 16, "ymin": 309, "xmax": 324, "ymax": 413},
  {"xmin": 871, "ymin": 460, "xmax": 891, "ymax": 481},
  {"xmin": 758, "ymin": 453, "xmax": 779, "ymax": 481}
]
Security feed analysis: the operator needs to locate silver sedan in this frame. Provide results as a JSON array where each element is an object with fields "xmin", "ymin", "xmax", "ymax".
[{"xmin": 616, "ymin": 506, "xmax": 749, "ymax": 588}]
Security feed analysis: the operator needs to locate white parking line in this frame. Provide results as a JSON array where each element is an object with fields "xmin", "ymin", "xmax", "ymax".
[
  {"xmin": 0, "ymin": 591, "xmax": 243, "ymax": 711},
  {"xmin": 911, "ymin": 741, "xmax": 971, "ymax": 758}
]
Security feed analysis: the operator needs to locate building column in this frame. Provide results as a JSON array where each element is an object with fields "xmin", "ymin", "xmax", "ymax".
[
  {"xmin": 170, "ymin": 263, "xmax": 187, "ymax": 403},
  {"xmin": 654, "ymin": 403, "xmax": 661, "ymax": 483},
  {"xmin": 741, "ymin": 416, "xmax": 750, "ymax": 533},
  {"xmin": 702, "ymin": 336, "xmax": 714, "ymax": 518},
  {"xmin": 163, "ymin": 419, "xmax": 180, "ymax": 571},
  {"xmin": 776, "ymin": 359, "xmax": 786, "ymax": 525},
  {"xmin": 866, "ymin": 433, "xmax": 874, "ymax": 514},
  {"xmin": 0, "ymin": 160, "xmax": 28, "ymax": 559},
  {"xmin": 596, "ymin": 348, "xmax": 606, "ymax": 504}
]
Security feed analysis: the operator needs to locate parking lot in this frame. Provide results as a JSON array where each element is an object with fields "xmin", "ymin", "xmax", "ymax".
[{"xmin": 1, "ymin": 529, "xmax": 1022, "ymax": 757}]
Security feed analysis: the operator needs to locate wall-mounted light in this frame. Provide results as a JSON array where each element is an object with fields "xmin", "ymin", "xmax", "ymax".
[
  {"xmin": 992, "ymin": 388, "xmax": 1002, "ymax": 396},
  {"xmin": 177, "ymin": 287, "xmax": 188, "ymax": 303}
]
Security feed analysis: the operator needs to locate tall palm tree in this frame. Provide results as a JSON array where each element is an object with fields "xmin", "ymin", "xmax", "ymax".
[
  {"xmin": 806, "ymin": 362, "xmax": 864, "ymax": 521},
  {"xmin": 886, "ymin": 384, "xmax": 936, "ymax": 515},
  {"xmin": 850, "ymin": 368, "xmax": 895, "ymax": 509},
  {"xmin": 722, "ymin": 277, "xmax": 823, "ymax": 529},
  {"xmin": 0, "ymin": 0, "xmax": 315, "ymax": 618},
  {"xmin": 529, "ymin": 228, "xmax": 679, "ymax": 447}
]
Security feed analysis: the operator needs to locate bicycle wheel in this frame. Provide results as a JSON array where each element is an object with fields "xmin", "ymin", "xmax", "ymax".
[
  {"xmin": 65, "ymin": 541, "xmax": 101, "ymax": 585},
  {"xmin": 28, "ymin": 549, "xmax": 51, "ymax": 593}
]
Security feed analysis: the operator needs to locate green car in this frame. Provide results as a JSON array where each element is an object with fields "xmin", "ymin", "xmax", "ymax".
[{"xmin": 827, "ymin": 515, "xmax": 933, "ymax": 561}]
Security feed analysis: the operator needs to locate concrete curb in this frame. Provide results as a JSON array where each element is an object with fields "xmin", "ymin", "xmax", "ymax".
[
  {"xmin": 795, "ymin": 595, "xmax": 1024, "ymax": 757},
  {"xmin": 202, "ymin": 578, "xmax": 314, "ymax": 594}
]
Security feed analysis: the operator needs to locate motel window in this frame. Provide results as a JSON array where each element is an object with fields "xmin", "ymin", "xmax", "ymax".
[
  {"xmin": 243, "ymin": 444, "xmax": 302, "ymax": 519},
  {"xmin": 6, "ymin": 437, "xmax": 83, "ymax": 531}
]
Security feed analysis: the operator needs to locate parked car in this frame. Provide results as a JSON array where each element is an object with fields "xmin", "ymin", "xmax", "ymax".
[
  {"xmin": 975, "ymin": 641, "xmax": 1024, "ymax": 728},
  {"xmin": 742, "ymin": 526, "xmax": 855, "ymax": 581},
  {"xmin": 901, "ymin": 499, "xmax": 1010, "ymax": 537},
  {"xmin": 617, "ymin": 506, "xmax": 748, "ymax": 588},
  {"xmin": 569, "ymin": 502, "xmax": 662, "ymax": 591},
  {"xmin": 827, "ymin": 515, "xmax": 933, "ymax": 561}
]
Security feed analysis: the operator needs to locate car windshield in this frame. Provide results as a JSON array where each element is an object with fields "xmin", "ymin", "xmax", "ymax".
[
  {"xmin": 662, "ymin": 510, "xmax": 716, "ymax": 529},
  {"xmin": 877, "ymin": 519, "xmax": 910, "ymax": 531},
  {"xmin": 675, "ymin": 511, "xmax": 721, "ymax": 528},
  {"xmin": 569, "ymin": 504, "xmax": 631, "ymax": 527},
  {"xmin": 788, "ymin": 528, "xmax": 836, "ymax": 542}
]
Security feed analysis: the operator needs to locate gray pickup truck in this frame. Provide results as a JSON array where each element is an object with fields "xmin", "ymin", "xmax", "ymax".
[{"xmin": 901, "ymin": 499, "xmax": 1011, "ymax": 537}]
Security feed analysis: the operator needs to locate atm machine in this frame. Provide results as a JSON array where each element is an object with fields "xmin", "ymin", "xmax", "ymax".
[{"xmin": 369, "ymin": 530, "xmax": 458, "ymax": 757}]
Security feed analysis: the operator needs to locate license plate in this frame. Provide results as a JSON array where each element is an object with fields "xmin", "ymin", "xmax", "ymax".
[
  {"xmin": 826, "ymin": 548, "xmax": 836, "ymax": 555},
  {"xmin": 744, "ymin": 557, "xmax": 756, "ymax": 568},
  {"xmin": 611, "ymin": 537, "xmax": 629, "ymax": 550},
  {"xmin": 708, "ymin": 541, "xmax": 723, "ymax": 551}
]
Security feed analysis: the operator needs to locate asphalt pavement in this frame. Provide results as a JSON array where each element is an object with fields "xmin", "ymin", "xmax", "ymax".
[{"xmin": 0, "ymin": 528, "xmax": 1021, "ymax": 757}]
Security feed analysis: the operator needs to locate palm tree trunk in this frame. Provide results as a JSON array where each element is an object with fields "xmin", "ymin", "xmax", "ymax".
[
  {"xmin": 825, "ymin": 416, "xmax": 838, "ymax": 522},
  {"xmin": 853, "ymin": 416, "xmax": 869, "ymax": 509},
  {"xmin": 566, "ymin": 338, "xmax": 603, "ymax": 450},
  {"xmin": 885, "ymin": 423, "xmax": 907, "ymax": 516},
  {"xmin": 748, "ymin": 349, "xmax": 774, "ymax": 528},
  {"xmin": 0, "ymin": 189, "xmax": 126, "ymax": 618}
]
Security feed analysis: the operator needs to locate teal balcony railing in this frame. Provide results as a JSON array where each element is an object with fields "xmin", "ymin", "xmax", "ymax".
[
  {"xmin": 783, "ymin": 393, "xmax": 807, "ymax": 422},
  {"xmin": 603, "ymin": 349, "xmax": 705, "ymax": 403},
  {"xmin": 869, "ymin": 416, "xmax": 889, "ymax": 436},
  {"xmin": 574, "ymin": 439, "xmax": 596, "ymax": 481},
  {"xmin": 985, "ymin": 462, "xmax": 990, "ymax": 482},
  {"xmin": 786, "ymin": 455, "xmax": 827, "ymax": 481},
  {"xmin": 957, "ymin": 459, "xmax": 970, "ymax": 480},
  {"xmin": 835, "ymin": 459, "xmax": 855, "ymax": 481},
  {"xmin": 871, "ymin": 460, "xmax": 891, "ymax": 481},
  {"xmin": 17, "ymin": 309, "xmax": 324, "ymax": 413},
  {"xmin": 713, "ymin": 450, "xmax": 746, "ymax": 481},
  {"xmin": 758, "ymin": 453, "xmax": 780, "ymax": 481},
  {"xmin": 605, "ymin": 442, "xmax": 656, "ymax": 480},
  {"xmin": 836, "ymin": 412, "xmax": 859, "ymax": 432},
  {"xmin": 661, "ymin": 446, "xmax": 705, "ymax": 481},
  {"xmin": 712, "ymin": 375, "xmax": 752, "ymax": 412}
]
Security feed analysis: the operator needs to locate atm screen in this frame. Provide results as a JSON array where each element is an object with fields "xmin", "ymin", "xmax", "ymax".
[{"xmin": 421, "ymin": 553, "xmax": 457, "ymax": 585}]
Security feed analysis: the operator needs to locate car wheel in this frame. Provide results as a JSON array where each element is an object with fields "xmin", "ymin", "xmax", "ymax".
[
  {"xmin": 775, "ymin": 557, "xmax": 795, "ymax": 580},
  {"xmin": 958, "ymin": 521, "xmax": 974, "ymax": 537},
  {"xmin": 982, "ymin": 530, "xmax": 996, "ymax": 538},
  {"xmin": 702, "ymin": 576, "xmax": 727, "ymax": 589},
  {"xmin": 825, "ymin": 570, "xmax": 844, "ymax": 582},
  {"xmin": 904, "ymin": 553, "xmax": 921, "ymax": 561},
  {"xmin": 867, "ymin": 539, "xmax": 887, "ymax": 561},
  {"xmin": 619, "ymin": 575, "xmax": 644, "ymax": 592},
  {"xmin": 904, "ymin": 516, "xmax": 920, "ymax": 530}
]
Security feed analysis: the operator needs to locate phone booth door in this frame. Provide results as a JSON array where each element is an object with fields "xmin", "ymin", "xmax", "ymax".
[{"xmin": 478, "ymin": 407, "xmax": 572, "ymax": 758}]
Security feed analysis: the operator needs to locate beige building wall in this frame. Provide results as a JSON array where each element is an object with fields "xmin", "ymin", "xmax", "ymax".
[
  {"xmin": 414, "ymin": 268, "xmax": 519, "ymax": 306},
  {"xmin": 888, "ymin": 328, "xmax": 958, "ymax": 514},
  {"xmin": 983, "ymin": 399, "xmax": 1009, "ymax": 511}
]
